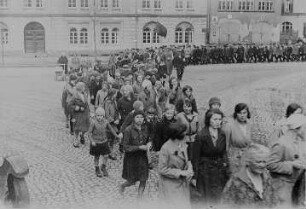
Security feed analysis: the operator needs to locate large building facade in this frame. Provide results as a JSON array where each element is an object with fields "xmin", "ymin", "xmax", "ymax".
[
  {"xmin": 280, "ymin": 0, "xmax": 306, "ymax": 43},
  {"xmin": 208, "ymin": 0, "xmax": 283, "ymax": 45},
  {"xmin": 0, "ymin": 0, "xmax": 207, "ymax": 55}
]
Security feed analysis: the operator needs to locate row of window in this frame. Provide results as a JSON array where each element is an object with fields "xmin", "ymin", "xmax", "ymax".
[
  {"xmin": 0, "ymin": 0, "xmax": 44, "ymax": 8},
  {"xmin": 0, "ymin": 0, "xmax": 194, "ymax": 10},
  {"xmin": 69, "ymin": 27, "xmax": 119, "ymax": 45},
  {"xmin": 142, "ymin": 0, "xmax": 193, "ymax": 9},
  {"xmin": 68, "ymin": 0, "xmax": 120, "ymax": 8},
  {"xmin": 218, "ymin": 0, "xmax": 273, "ymax": 12}
]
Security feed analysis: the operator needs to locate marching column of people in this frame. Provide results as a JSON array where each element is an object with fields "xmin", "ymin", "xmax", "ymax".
[{"xmin": 61, "ymin": 55, "xmax": 306, "ymax": 208}]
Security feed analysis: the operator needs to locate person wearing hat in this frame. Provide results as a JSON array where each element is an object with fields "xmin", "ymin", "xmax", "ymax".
[
  {"xmin": 68, "ymin": 82, "xmax": 90, "ymax": 147},
  {"xmin": 267, "ymin": 114, "xmax": 306, "ymax": 207},
  {"xmin": 208, "ymin": 97, "xmax": 221, "ymax": 110},
  {"xmin": 88, "ymin": 107, "xmax": 122, "ymax": 177},
  {"xmin": 158, "ymin": 121, "xmax": 193, "ymax": 209},
  {"xmin": 119, "ymin": 110, "xmax": 150, "ymax": 199}
]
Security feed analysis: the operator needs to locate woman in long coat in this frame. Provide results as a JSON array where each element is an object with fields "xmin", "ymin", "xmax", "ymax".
[
  {"xmin": 192, "ymin": 109, "xmax": 229, "ymax": 206},
  {"xmin": 119, "ymin": 111, "xmax": 150, "ymax": 199},
  {"xmin": 158, "ymin": 122, "xmax": 193, "ymax": 209},
  {"xmin": 69, "ymin": 82, "xmax": 90, "ymax": 147}
]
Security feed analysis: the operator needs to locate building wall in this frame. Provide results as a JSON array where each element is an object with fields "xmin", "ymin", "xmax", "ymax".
[
  {"xmin": 209, "ymin": 0, "xmax": 283, "ymax": 44},
  {"xmin": 281, "ymin": 0, "xmax": 306, "ymax": 42},
  {"xmin": 0, "ymin": 0, "xmax": 207, "ymax": 55}
]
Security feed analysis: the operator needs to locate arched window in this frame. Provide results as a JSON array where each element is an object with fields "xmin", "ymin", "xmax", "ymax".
[
  {"xmin": 80, "ymin": 28, "xmax": 88, "ymax": 44},
  {"xmin": 282, "ymin": 22, "xmax": 293, "ymax": 32},
  {"xmin": 111, "ymin": 28, "xmax": 118, "ymax": 44},
  {"xmin": 185, "ymin": 28, "xmax": 193, "ymax": 43},
  {"xmin": 152, "ymin": 29, "xmax": 160, "ymax": 43},
  {"xmin": 143, "ymin": 27, "xmax": 151, "ymax": 43},
  {"xmin": 175, "ymin": 28, "xmax": 183, "ymax": 43},
  {"xmin": 69, "ymin": 28, "xmax": 78, "ymax": 44},
  {"xmin": 101, "ymin": 28, "xmax": 109, "ymax": 44}
]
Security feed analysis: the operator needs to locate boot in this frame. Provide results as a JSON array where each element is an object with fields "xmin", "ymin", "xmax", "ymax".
[
  {"xmin": 95, "ymin": 166, "xmax": 102, "ymax": 178},
  {"xmin": 73, "ymin": 137, "xmax": 80, "ymax": 148},
  {"xmin": 80, "ymin": 134, "xmax": 85, "ymax": 144},
  {"xmin": 100, "ymin": 164, "xmax": 109, "ymax": 177}
]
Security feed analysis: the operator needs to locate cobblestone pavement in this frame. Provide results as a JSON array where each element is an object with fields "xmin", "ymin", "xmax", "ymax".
[{"xmin": 0, "ymin": 63, "xmax": 305, "ymax": 209}]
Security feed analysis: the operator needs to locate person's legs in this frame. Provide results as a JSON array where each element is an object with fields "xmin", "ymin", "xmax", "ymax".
[
  {"xmin": 94, "ymin": 155, "xmax": 102, "ymax": 177},
  {"xmin": 138, "ymin": 181, "xmax": 147, "ymax": 199},
  {"xmin": 100, "ymin": 155, "xmax": 109, "ymax": 177},
  {"xmin": 119, "ymin": 181, "xmax": 135, "ymax": 196},
  {"xmin": 73, "ymin": 132, "xmax": 81, "ymax": 147}
]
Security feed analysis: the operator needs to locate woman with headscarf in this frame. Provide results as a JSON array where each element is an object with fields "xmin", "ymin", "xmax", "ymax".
[
  {"xmin": 222, "ymin": 144, "xmax": 276, "ymax": 208},
  {"xmin": 192, "ymin": 109, "xmax": 229, "ymax": 206},
  {"xmin": 270, "ymin": 103, "xmax": 303, "ymax": 146},
  {"xmin": 69, "ymin": 82, "xmax": 90, "ymax": 147},
  {"xmin": 267, "ymin": 114, "xmax": 306, "ymax": 207},
  {"xmin": 119, "ymin": 110, "xmax": 150, "ymax": 199},
  {"xmin": 223, "ymin": 103, "xmax": 253, "ymax": 175},
  {"xmin": 158, "ymin": 122, "xmax": 193, "ymax": 209}
]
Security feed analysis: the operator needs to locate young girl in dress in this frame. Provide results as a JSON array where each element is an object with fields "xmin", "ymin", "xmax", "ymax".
[{"xmin": 88, "ymin": 107, "xmax": 122, "ymax": 177}]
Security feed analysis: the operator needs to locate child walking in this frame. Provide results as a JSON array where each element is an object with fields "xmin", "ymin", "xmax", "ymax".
[{"xmin": 88, "ymin": 107, "xmax": 122, "ymax": 177}]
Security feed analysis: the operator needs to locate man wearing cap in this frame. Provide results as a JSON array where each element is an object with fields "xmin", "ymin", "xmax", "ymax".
[{"xmin": 267, "ymin": 114, "xmax": 306, "ymax": 206}]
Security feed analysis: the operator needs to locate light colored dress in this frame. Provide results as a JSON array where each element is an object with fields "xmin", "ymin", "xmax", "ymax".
[
  {"xmin": 224, "ymin": 118, "xmax": 252, "ymax": 174},
  {"xmin": 158, "ymin": 139, "xmax": 192, "ymax": 209}
]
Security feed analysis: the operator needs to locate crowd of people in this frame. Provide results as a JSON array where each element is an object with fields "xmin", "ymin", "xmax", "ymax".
[{"xmin": 60, "ymin": 45, "xmax": 306, "ymax": 209}]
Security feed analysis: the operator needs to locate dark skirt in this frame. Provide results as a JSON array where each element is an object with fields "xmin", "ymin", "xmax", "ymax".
[
  {"xmin": 72, "ymin": 110, "xmax": 90, "ymax": 134},
  {"xmin": 90, "ymin": 142, "xmax": 111, "ymax": 156},
  {"xmin": 122, "ymin": 151, "xmax": 149, "ymax": 183},
  {"xmin": 196, "ymin": 157, "xmax": 229, "ymax": 204}
]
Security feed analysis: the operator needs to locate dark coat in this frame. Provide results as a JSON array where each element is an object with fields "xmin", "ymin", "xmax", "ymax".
[
  {"xmin": 192, "ymin": 127, "xmax": 229, "ymax": 204},
  {"xmin": 222, "ymin": 168, "xmax": 276, "ymax": 208},
  {"xmin": 117, "ymin": 95, "xmax": 136, "ymax": 123},
  {"xmin": 68, "ymin": 93, "xmax": 90, "ymax": 134},
  {"xmin": 153, "ymin": 116, "xmax": 177, "ymax": 151},
  {"xmin": 122, "ymin": 124, "xmax": 149, "ymax": 182}
]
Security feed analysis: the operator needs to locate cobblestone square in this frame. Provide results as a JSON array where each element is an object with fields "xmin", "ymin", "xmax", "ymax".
[{"xmin": 0, "ymin": 63, "xmax": 305, "ymax": 209}]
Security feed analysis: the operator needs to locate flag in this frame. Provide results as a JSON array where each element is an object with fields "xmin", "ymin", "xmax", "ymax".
[{"xmin": 156, "ymin": 22, "xmax": 167, "ymax": 37}]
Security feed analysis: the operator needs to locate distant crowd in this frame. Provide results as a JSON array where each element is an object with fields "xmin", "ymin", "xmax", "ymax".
[{"xmin": 59, "ymin": 43, "xmax": 306, "ymax": 209}]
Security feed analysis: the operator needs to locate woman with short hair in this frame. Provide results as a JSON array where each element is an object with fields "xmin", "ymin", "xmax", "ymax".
[{"xmin": 158, "ymin": 122, "xmax": 193, "ymax": 209}]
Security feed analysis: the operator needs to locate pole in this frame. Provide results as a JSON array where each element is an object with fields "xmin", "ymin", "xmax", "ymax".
[
  {"xmin": 135, "ymin": 0, "xmax": 139, "ymax": 49},
  {"xmin": 207, "ymin": 0, "xmax": 211, "ymax": 44},
  {"xmin": 93, "ymin": 0, "xmax": 97, "ymax": 60},
  {"xmin": 1, "ymin": 30, "xmax": 4, "ymax": 65}
]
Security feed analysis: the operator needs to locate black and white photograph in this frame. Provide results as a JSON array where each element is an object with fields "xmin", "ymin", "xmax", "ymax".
[{"xmin": 1, "ymin": 0, "xmax": 306, "ymax": 209}]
